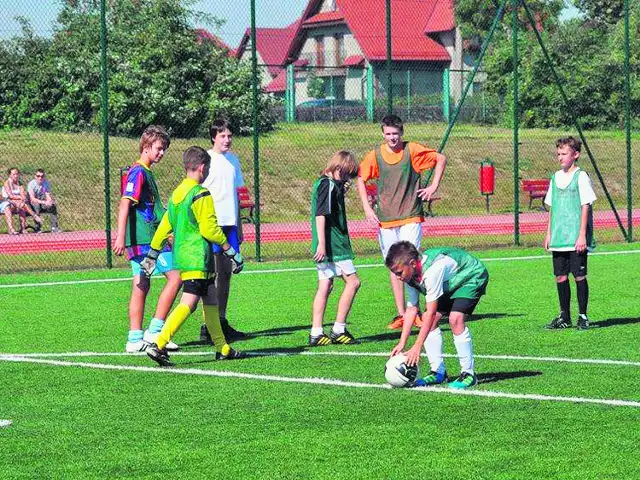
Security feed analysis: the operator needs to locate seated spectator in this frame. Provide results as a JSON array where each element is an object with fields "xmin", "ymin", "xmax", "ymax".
[
  {"xmin": 27, "ymin": 169, "xmax": 61, "ymax": 233},
  {"xmin": 2, "ymin": 167, "xmax": 41, "ymax": 235}
]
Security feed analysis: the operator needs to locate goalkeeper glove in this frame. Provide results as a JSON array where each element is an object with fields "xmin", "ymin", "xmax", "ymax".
[
  {"xmin": 223, "ymin": 246, "xmax": 244, "ymax": 274},
  {"xmin": 140, "ymin": 248, "xmax": 160, "ymax": 277}
]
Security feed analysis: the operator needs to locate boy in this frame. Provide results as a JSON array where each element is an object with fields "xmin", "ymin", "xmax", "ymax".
[
  {"xmin": 142, "ymin": 146, "xmax": 246, "ymax": 367},
  {"xmin": 27, "ymin": 169, "xmax": 60, "ymax": 232},
  {"xmin": 113, "ymin": 126, "xmax": 182, "ymax": 353},
  {"xmin": 310, "ymin": 150, "xmax": 360, "ymax": 346},
  {"xmin": 199, "ymin": 119, "xmax": 247, "ymax": 344},
  {"xmin": 387, "ymin": 241, "xmax": 489, "ymax": 390},
  {"xmin": 543, "ymin": 136, "xmax": 596, "ymax": 330},
  {"xmin": 356, "ymin": 115, "xmax": 447, "ymax": 330}
]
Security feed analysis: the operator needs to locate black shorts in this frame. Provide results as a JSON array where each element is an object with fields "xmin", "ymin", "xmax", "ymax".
[
  {"xmin": 436, "ymin": 294, "xmax": 481, "ymax": 316},
  {"xmin": 182, "ymin": 278, "xmax": 215, "ymax": 297},
  {"xmin": 552, "ymin": 251, "xmax": 588, "ymax": 277}
]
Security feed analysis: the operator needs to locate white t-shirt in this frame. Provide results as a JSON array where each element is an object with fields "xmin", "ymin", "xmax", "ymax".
[
  {"xmin": 202, "ymin": 149, "xmax": 245, "ymax": 226},
  {"xmin": 544, "ymin": 169, "xmax": 597, "ymax": 207},
  {"xmin": 418, "ymin": 254, "xmax": 459, "ymax": 303}
]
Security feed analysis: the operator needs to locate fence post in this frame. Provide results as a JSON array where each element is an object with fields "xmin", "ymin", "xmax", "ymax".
[
  {"xmin": 250, "ymin": 0, "xmax": 261, "ymax": 261},
  {"xmin": 366, "ymin": 63, "xmax": 374, "ymax": 121},
  {"xmin": 329, "ymin": 75, "xmax": 335, "ymax": 122},
  {"xmin": 512, "ymin": 0, "xmax": 520, "ymax": 247},
  {"xmin": 442, "ymin": 67, "xmax": 450, "ymax": 124},
  {"xmin": 406, "ymin": 68, "xmax": 411, "ymax": 121},
  {"xmin": 385, "ymin": 0, "xmax": 392, "ymax": 115},
  {"xmin": 624, "ymin": 0, "xmax": 632, "ymax": 241},
  {"xmin": 100, "ymin": 0, "xmax": 112, "ymax": 268},
  {"xmin": 286, "ymin": 63, "xmax": 296, "ymax": 123}
]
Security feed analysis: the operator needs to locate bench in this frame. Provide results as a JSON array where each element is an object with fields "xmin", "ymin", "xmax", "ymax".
[
  {"xmin": 237, "ymin": 186, "xmax": 262, "ymax": 224},
  {"xmin": 521, "ymin": 179, "xmax": 550, "ymax": 211},
  {"xmin": 365, "ymin": 183, "xmax": 441, "ymax": 217}
]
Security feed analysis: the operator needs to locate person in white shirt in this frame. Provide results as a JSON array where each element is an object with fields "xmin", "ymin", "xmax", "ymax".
[
  {"xmin": 27, "ymin": 169, "xmax": 61, "ymax": 233},
  {"xmin": 543, "ymin": 136, "xmax": 597, "ymax": 330},
  {"xmin": 199, "ymin": 118, "xmax": 248, "ymax": 342}
]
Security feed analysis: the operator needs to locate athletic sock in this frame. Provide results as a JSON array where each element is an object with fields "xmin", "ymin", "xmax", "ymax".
[
  {"xmin": 156, "ymin": 304, "xmax": 191, "ymax": 350},
  {"xmin": 148, "ymin": 318, "xmax": 165, "ymax": 335},
  {"xmin": 453, "ymin": 327, "xmax": 474, "ymax": 375},
  {"xmin": 310, "ymin": 327, "xmax": 324, "ymax": 337},
  {"xmin": 424, "ymin": 327, "xmax": 445, "ymax": 375},
  {"xmin": 556, "ymin": 280, "xmax": 571, "ymax": 319},
  {"xmin": 576, "ymin": 278, "xmax": 589, "ymax": 315},
  {"xmin": 202, "ymin": 304, "xmax": 226, "ymax": 352},
  {"xmin": 332, "ymin": 322, "xmax": 346, "ymax": 335},
  {"xmin": 127, "ymin": 329, "xmax": 143, "ymax": 343}
]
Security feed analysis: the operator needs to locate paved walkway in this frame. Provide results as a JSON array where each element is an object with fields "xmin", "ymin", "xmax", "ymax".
[{"xmin": 1, "ymin": 210, "xmax": 638, "ymax": 255}]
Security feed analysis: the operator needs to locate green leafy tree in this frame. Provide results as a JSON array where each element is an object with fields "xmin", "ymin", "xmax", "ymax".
[
  {"xmin": 306, "ymin": 70, "xmax": 326, "ymax": 99},
  {"xmin": 572, "ymin": 0, "xmax": 625, "ymax": 25}
]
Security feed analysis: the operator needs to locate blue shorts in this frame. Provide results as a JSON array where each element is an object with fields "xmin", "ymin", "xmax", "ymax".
[
  {"xmin": 130, "ymin": 251, "xmax": 174, "ymax": 276},
  {"xmin": 212, "ymin": 226, "xmax": 241, "ymax": 254}
]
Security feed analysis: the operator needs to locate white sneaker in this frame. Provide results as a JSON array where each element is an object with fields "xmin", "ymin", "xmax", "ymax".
[
  {"xmin": 125, "ymin": 340, "xmax": 149, "ymax": 353},
  {"xmin": 143, "ymin": 330, "xmax": 180, "ymax": 351}
]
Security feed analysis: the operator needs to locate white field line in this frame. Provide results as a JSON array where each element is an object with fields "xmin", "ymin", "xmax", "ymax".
[
  {"xmin": 2, "ymin": 249, "xmax": 640, "ymax": 289},
  {"xmin": 0, "ymin": 355, "xmax": 639, "ymax": 408},
  {"xmin": 2, "ymin": 349, "xmax": 640, "ymax": 368}
]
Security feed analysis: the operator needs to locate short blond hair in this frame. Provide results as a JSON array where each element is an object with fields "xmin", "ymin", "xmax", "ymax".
[
  {"xmin": 139, "ymin": 125, "xmax": 170, "ymax": 154},
  {"xmin": 322, "ymin": 150, "xmax": 357, "ymax": 179}
]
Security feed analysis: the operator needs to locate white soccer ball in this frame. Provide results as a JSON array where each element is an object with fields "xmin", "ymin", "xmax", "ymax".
[{"xmin": 384, "ymin": 354, "xmax": 419, "ymax": 388}]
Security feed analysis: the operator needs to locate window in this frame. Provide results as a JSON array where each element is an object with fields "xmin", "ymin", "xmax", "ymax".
[
  {"xmin": 334, "ymin": 34, "xmax": 344, "ymax": 66},
  {"xmin": 316, "ymin": 37, "xmax": 325, "ymax": 67}
]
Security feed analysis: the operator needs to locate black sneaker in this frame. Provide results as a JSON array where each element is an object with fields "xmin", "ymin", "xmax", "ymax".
[
  {"xmin": 223, "ymin": 324, "xmax": 248, "ymax": 341},
  {"xmin": 577, "ymin": 314, "xmax": 590, "ymax": 330},
  {"xmin": 200, "ymin": 324, "xmax": 212, "ymax": 344},
  {"xmin": 545, "ymin": 315, "xmax": 572, "ymax": 329},
  {"xmin": 329, "ymin": 329, "xmax": 359, "ymax": 345},
  {"xmin": 215, "ymin": 346, "xmax": 247, "ymax": 360},
  {"xmin": 309, "ymin": 333, "xmax": 331, "ymax": 347},
  {"xmin": 146, "ymin": 344, "xmax": 174, "ymax": 367}
]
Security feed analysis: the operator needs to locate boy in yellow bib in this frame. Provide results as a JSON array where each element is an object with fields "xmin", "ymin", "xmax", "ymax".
[{"xmin": 141, "ymin": 146, "xmax": 246, "ymax": 366}]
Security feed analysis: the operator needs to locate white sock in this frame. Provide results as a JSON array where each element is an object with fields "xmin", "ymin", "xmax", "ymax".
[
  {"xmin": 453, "ymin": 327, "xmax": 474, "ymax": 374},
  {"xmin": 311, "ymin": 327, "xmax": 324, "ymax": 337},
  {"xmin": 424, "ymin": 327, "xmax": 445, "ymax": 374},
  {"xmin": 332, "ymin": 322, "xmax": 346, "ymax": 334}
]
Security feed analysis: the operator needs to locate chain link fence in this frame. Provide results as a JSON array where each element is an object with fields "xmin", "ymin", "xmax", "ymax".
[{"xmin": 0, "ymin": 0, "xmax": 638, "ymax": 273}]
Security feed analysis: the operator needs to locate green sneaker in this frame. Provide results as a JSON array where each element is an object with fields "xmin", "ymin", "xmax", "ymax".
[
  {"xmin": 448, "ymin": 372, "xmax": 478, "ymax": 389},
  {"xmin": 329, "ymin": 329, "xmax": 359, "ymax": 345},
  {"xmin": 309, "ymin": 333, "xmax": 331, "ymax": 347},
  {"xmin": 414, "ymin": 370, "xmax": 448, "ymax": 387}
]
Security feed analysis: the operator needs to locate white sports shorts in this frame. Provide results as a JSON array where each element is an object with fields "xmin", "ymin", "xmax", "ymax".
[
  {"xmin": 378, "ymin": 222, "xmax": 422, "ymax": 259},
  {"xmin": 316, "ymin": 259, "xmax": 357, "ymax": 280}
]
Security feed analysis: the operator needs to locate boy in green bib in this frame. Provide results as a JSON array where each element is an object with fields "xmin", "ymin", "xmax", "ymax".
[
  {"xmin": 141, "ymin": 146, "xmax": 246, "ymax": 367},
  {"xmin": 543, "ymin": 137, "xmax": 596, "ymax": 330},
  {"xmin": 386, "ymin": 241, "xmax": 489, "ymax": 390}
]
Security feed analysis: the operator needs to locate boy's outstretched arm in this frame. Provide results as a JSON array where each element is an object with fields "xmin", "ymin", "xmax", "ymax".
[
  {"xmin": 397, "ymin": 301, "xmax": 438, "ymax": 367},
  {"xmin": 356, "ymin": 176, "xmax": 379, "ymax": 225},
  {"xmin": 417, "ymin": 153, "xmax": 447, "ymax": 201}
]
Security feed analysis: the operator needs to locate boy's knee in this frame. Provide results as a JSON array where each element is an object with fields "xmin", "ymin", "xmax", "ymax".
[
  {"xmin": 574, "ymin": 275, "xmax": 586, "ymax": 282},
  {"xmin": 555, "ymin": 275, "xmax": 569, "ymax": 283},
  {"xmin": 347, "ymin": 275, "xmax": 361, "ymax": 291}
]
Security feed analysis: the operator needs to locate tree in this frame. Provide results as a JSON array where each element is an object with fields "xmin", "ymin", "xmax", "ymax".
[{"xmin": 572, "ymin": 0, "xmax": 625, "ymax": 25}]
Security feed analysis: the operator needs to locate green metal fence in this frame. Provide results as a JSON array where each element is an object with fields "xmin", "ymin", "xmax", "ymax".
[{"xmin": 0, "ymin": 0, "xmax": 637, "ymax": 273}]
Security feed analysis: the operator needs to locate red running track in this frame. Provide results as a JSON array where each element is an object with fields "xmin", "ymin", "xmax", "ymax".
[{"xmin": 1, "ymin": 210, "xmax": 638, "ymax": 256}]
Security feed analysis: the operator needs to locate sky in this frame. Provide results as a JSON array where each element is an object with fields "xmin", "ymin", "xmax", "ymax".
[{"xmin": 0, "ymin": 0, "xmax": 580, "ymax": 48}]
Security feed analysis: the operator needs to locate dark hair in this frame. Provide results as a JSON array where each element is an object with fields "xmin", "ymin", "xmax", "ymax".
[
  {"xmin": 556, "ymin": 136, "xmax": 581, "ymax": 153},
  {"xmin": 139, "ymin": 125, "xmax": 170, "ymax": 154},
  {"xmin": 183, "ymin": 146, "xmax": 211, "ymax": 171},
  {"xmin": 380, "ymin": 114, "xmax": 404, "ymax": 134},
  {"xmin": 385, "ymin": 241, "xmax": 420, "ymax": 269},
  {"xmin": 7, "ymin": 167, "xmax": 19, "ymax": 175},
  {"xmin": 209, "ymin": 118, "xmax": 233, "ymax": 143},
  {"xmin": 36, "ymin": 168, "xmax": 45, "ymax": 175}
]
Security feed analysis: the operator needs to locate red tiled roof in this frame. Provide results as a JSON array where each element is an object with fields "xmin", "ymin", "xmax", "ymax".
[
  {"xmin": 303, "ymin": 11, "xmax": 345, "ymax": 25},
  {"xmin": 236, "ymin": 20, "xmax": 300, "ymax": 78},
  {"xmin": 195, "ymin": 29, "xmax": 234, "ymax": 55},
  {"xmin": 294, "ymin": 58, "xmax": 310, "ymax": 67},
  {"xmin": 336, "ymin": 0, "xmax": 451, "ymax": 61},
  {"xmin": 343, "ymin": 55, "xmax": 365, "ymax": 67},
  {"xmin": 423, "ymin": 0, "xmax": 455, "ymax": 33},
  {"xmin": 265, "ymin": 68, "xmax": 287, "ymax": 93}
]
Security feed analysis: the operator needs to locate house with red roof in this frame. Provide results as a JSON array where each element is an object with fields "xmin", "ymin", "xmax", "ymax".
[
  {"xmin": 235, "ymin": 0, "xmax": 475, "ymax": 104},
  {"xmin": 235, "ymin": 21, "xmax": 300, "ymax": 95},
  {"xmin": 286, "ymin": 0, "xmax": 472, "ymax": 104}
]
